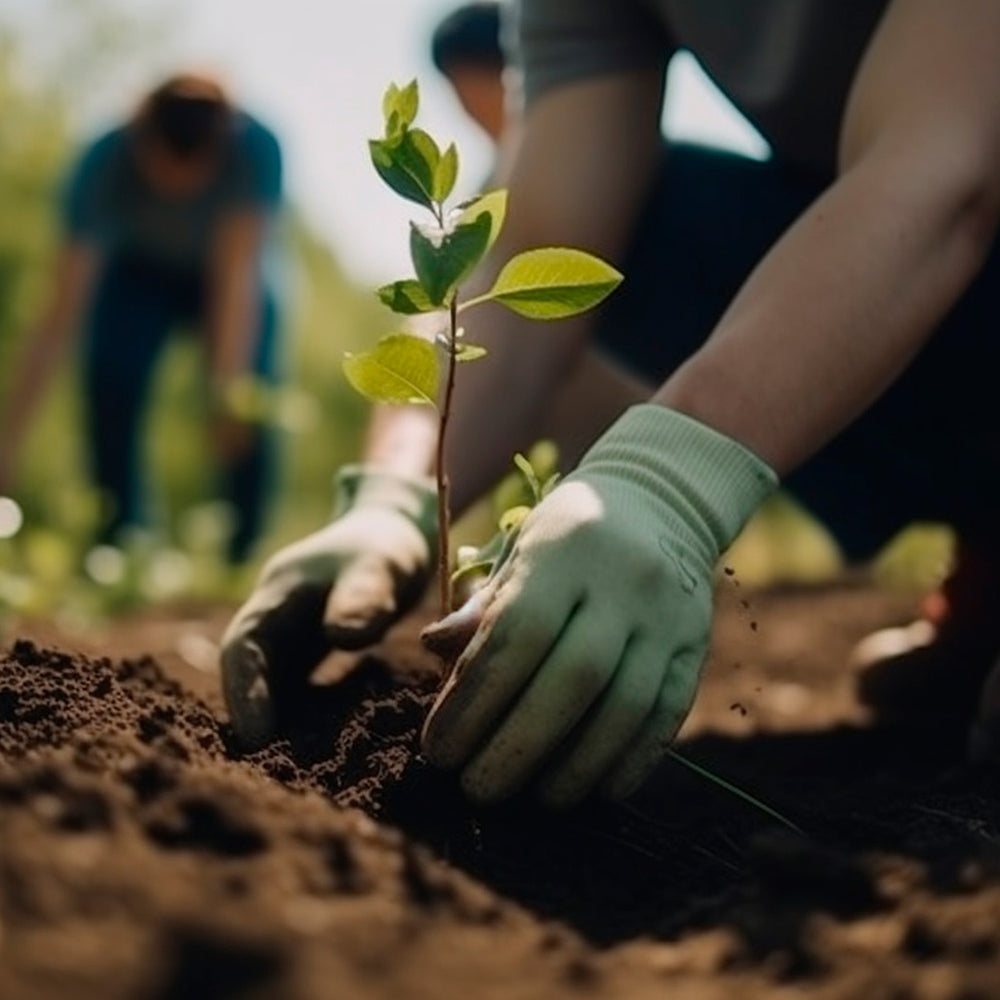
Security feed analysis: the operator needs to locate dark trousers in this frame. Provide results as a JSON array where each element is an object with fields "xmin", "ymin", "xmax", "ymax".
[
  {"xmin": 598, "ymin": 144, "xmax": 1000, "ymax": 560},
  {"xmin": 81, "ymin": 255, "xmax": 282, "ymax": 562}
]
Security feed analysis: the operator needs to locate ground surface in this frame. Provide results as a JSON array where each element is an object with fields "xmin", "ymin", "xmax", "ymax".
[{"xmin": 3, "ymin": 579, "xmax": 1000, "ymax": 1000}]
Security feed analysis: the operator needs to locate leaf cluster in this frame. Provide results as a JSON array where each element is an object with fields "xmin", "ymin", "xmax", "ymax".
[
  {"xmin": 344, "ymin": 80, "xmax": 624, "ymax": 410},
  {"xmin": 451, "ymin": 442, "xmax": 561, "ymax": 597}
]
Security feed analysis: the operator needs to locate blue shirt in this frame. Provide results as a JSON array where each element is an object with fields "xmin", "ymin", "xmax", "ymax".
[{"xmin": 62, "ymin": 112, "xmax": 283, "ymax": 275}]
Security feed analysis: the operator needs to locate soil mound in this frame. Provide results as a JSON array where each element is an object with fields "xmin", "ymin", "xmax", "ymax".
[{"xmin": 4, "ymin": 584, "xmax": 1000, "ymax": 999}]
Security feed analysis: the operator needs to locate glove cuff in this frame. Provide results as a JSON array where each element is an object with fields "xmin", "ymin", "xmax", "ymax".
[
  {"xmin": 578, "ymin": 404, "xmax": 778, "ymax": 558},
  {"xmin": 334, "ymin": 465, "xmax": 439, "ymax": 544}
]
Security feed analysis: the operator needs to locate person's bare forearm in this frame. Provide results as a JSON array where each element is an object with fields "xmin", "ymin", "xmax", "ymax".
[
  {"xmin": 210, "ymin": 275, "xmax": 258, "ymax": 392},
  {"xmin": 364, "ymin": 403, "xmax": 438, "ymax": 478},
  {"xmin": 209, "ymin": 213, "xmax": 267, "ymax": 395},
  {"xmin": 658, "ymin": 0, "xmax": 1000, "ymax": 477},
  {"xmin": 656, "ymin": 143, "xmax": 1000, "ymax": 475}
]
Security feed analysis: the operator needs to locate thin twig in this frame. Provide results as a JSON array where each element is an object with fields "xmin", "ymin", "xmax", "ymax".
[{"xmin": 435, "ymin": 294, "xmax": 459, "ymax": 616}]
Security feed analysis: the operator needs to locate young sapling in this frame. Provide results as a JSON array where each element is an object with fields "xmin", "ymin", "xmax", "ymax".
[
  {"xmin": 343, "ymin": 81, "xmax": 801, "ymax": 831},
  {"xmin": 343, "ymin": 80, "xmax": 622, "ymax": 616}
]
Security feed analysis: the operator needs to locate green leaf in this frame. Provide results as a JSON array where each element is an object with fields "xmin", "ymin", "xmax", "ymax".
[
  {"xmin": 410, "ymin": 211, "xmax": 491, "ymax": 305},
  {"xmin": 382, "ymin": 79, "xmax": 418, "ymax": 135},
  {"xmin": 434, "ymin": 143, "xmax": 459, "ymax": 202},
  {"xmin": 540, "ymin": 472, "xmax": 561, "ymax": 498},
  {"xmin": 342, "ymin": 333, "xmax": 439, "ymax": 406},
  {"xmin": 450, "ymin": 559, "xmax": 495, "ymax": 586},
  {"xmin": 457, "ymin": 189, "xmax": 507, "ymax": 253},
  {"xmin": 513, "ymin": 452, "xmax": 541, "ymax": 503},
  {"xmin": 527, "ymin": 439, "xmax": 559, "ymax": 481},
  {"xmin": 369, "ymin": 128, "xmax": 441, "ymax": 210},
  {"xmin": 454, "ymin": 342, "xmax": 487, "ymax": 362},
  {"xmin": 382, "ymin": 82, "xmax": 400, "ymax": 119},
  {"xmin": 474, "ymin": 247, "xmax": 623, "ymax": 319},
  {"xmin": 499, "ymin": 504, "xmax": 532, "ymax": 533},
  {"xmin": 376, "ymin": 279, "xmax": 439, "ymax": 315},
  {"xmin": 406, "ymin": 128, "xmax": 441, "ymax": 181}
]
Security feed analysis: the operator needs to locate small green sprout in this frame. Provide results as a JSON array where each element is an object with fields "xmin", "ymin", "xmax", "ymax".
[{"xmin": 344, "ymin": 80, "xmax": 623, "ymax": 615}]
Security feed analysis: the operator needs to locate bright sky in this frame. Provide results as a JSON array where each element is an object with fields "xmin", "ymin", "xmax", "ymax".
[{"xmin": 7, "ymin": 0, "xmax": 767, "ymax": 284}]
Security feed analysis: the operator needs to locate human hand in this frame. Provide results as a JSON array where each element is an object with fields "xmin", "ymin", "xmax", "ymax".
[
  {"xmin": 969, "ymin": 657, "xmax": 1000, "ymax": 764},
  {"xmin": 421, "ymin": 405, "xmax": 776, "ymax": 807},
  {"xmin": 220, "ymin": 466, "xmax": 437, "ymax": 749}
]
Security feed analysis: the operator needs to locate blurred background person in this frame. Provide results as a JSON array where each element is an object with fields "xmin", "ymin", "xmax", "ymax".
[
  {"xmin": 0, "ymin": 73, "xmax": 284, "ymax": 563},
  {"xmin": 431, "ymin": 2, "xmax": 505, "ymax": 145}
]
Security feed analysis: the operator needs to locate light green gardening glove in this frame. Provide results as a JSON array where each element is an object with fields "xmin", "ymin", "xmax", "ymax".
[
  {"xmin": 221, "ymin": 466, "xmax": 437, "ymax": 749},
  {"xmin": 420, "ymin": 404, "xmax": 776, "ymax": 807}
]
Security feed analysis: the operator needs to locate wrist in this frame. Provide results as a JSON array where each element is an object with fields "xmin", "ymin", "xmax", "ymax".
[
  {"xmin": 334, "ymin": 465, "xmax": 439, "ymax": 544},
  {"xmin": 576, "ymin": 403, "xmax": 777, "ymax": 559}
]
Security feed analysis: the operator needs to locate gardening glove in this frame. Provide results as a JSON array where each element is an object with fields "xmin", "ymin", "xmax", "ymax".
[
  {"xmin": 968, "ymin": 656, "xmax": 1000, "ymax": 764},
  {"xmin": 421, "ymin": 404, "xmax": 776, "ymax": 807},
  {"xmin": 221, "ymin": 465, "xmax": 437, "ymax": 749}
]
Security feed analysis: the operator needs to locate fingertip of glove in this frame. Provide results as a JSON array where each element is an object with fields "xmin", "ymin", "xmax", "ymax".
[
  {"xmin": 420, "ymin": 592, "xmax": 486, "ymax": 661},
  {"xmin": 322, "ymin": 618, "xmax": 386, "ymax": 651},
  {"xmin": 534, "ymin": 777, "xmax": 585, "ymax": 812},
  {"xmin": 599, "ymin": 767, "xmax": 643, "ymax": 804},
  {"xmin": 220, "ymin": 639, "xmax": 276, "ymax": 752},
  {"xmin": 419, "ymin": 695, "xmax": 473, "ymax": 771},
  {"xmin": 459, "ymin": 764, "xmax": 509, "ymax": 805},
  {"xmin": 968, "ymin": 717, "xmax": 1000, "ymax": 767},
  {"xmin": 419, "ymin": 713, "xmax": 453, "ymax": 768}
]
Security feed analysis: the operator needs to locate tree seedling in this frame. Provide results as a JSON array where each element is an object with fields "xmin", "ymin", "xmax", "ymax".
[
  {"xmin": 343, "ymin": 81, "xmax": 800, "ymax": 834},
  {"xmin": 342, "ymin": 80, "xmax": 622, "ymax": 617}
]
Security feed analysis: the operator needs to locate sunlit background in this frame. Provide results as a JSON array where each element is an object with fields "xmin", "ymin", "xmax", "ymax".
[{"xmin": 6, "ymin": 0, "xmax": 768, "ymax": 281}]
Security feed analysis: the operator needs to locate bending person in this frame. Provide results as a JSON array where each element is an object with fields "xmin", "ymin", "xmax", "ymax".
[{"xmin": 0, "ymin": 74, "xmax": 284, "ymax": 562}]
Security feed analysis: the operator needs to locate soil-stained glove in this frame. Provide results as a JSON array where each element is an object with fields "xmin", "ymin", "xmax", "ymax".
[
  {"xmin": 221, "ymin": 466, "xmax": 437, "ymax": 749},
  {"xmin": 421, "ymin": 404, "xmax": 776, "ymax": 807},
  {"xmin": 968, "ymin": 658, "xmax": 1000, "ymax": 764}
]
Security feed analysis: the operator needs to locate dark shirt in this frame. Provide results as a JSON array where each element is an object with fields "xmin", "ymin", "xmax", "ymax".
[{"xmin": 512, "ymin": 0, "xmax": 891, "ymax": 173}]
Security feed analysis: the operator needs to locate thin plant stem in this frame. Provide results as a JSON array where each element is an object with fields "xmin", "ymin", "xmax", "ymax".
[
  {"xmin": 435, "ymin": 294, "xmax": 459, "ymax": 616},
  {"xmin": 666, "ymin": 748, "xmax": 803, "ymax": 835}
]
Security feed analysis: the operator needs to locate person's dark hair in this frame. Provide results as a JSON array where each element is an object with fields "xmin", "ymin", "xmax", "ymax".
[
  {"xmin": 136, "ymin": 75, "xmax": 231, "ymax": 159},
  {"xmin": 431, "ymin": 3, "xmax": 503, "ymax": 75}
]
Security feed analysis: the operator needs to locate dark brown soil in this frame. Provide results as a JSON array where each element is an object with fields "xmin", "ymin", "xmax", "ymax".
[{"xmin": 3, "ymin": 580, "xmax": 1000, "ymax": 1000}]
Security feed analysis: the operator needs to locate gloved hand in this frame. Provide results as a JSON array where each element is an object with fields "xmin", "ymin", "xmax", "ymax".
[
  {"xmin": 420, "ymin": 404, "xmax": 776, "ymax": 807},
  {"xmin": 221, "ymin": 465, "xmax": 437, "ymax": 749},
  {"xmin": 969, "ymin": 658, "xmax": 1000, "ymax": 764}
]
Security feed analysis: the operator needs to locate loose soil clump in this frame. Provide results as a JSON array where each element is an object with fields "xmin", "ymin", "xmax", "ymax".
[{"xmin": 3, "ymin": 581, "xmax": 1000, "ymax": 999}]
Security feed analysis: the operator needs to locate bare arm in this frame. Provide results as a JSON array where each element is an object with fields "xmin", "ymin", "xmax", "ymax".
[
  {"xmin": 0, "ymin": 242, "xmax": 100, "ymax": 489},
  {"xmin": 656, "ymin": 0, "xmax": 1000, "ymax": 475},
  {"xmin": 208, "ymin": 210, "xmax": 268, "ymax": 395},
  {"xmin": 364, "ymin": 70, "xmax": 665, "ymax": 512}
]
